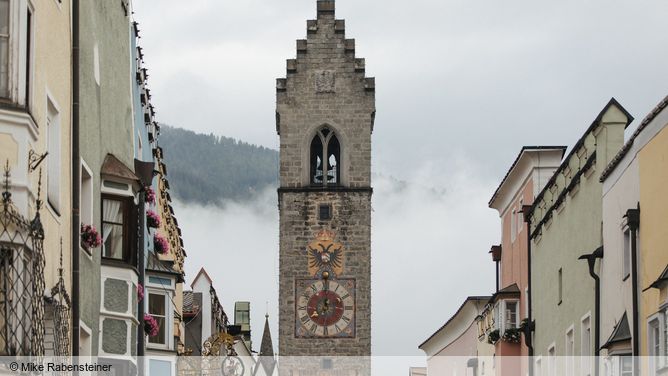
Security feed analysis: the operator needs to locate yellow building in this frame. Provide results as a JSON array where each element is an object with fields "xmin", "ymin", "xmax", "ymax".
[
  {"xmin": 602, "ymin": 93, "xmax": 668, "ymax": 374},
  {"xmin": 638, "ymin": 95, "xmax": 668, "ymax": 370},
  {"xmin": 0, "ymin": 0, "xmax": 72, "ymax": 356}
]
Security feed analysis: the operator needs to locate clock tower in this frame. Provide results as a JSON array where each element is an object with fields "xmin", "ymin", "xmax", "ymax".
[{"xmin": 276, "ymin": 0, "xmax": 375, "ymax": 357}]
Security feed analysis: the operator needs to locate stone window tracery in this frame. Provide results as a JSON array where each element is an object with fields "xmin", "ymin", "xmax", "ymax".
[{"xmin": 310, "ymin": 127, "xmax": 341, "ymax": 186}]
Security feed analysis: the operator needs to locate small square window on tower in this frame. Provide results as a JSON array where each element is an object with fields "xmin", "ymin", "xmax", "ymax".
[
  {"xmin": 319, "ymin": 204, "xmax": 332, "ymax": 220},
  {"xmin": 322, "ymin": 358, "xmax": 333, "ymax": 370}
]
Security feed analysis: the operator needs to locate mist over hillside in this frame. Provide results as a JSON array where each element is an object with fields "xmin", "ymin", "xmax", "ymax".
[{"xmin": 159, "ymin": 126, "xmax": 279, "ymax": 204}]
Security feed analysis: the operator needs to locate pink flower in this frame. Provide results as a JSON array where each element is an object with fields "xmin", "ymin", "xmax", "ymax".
[
  {"xmin": 80, "ymin": 224, "xmax": 102, "ymax": 249},
  {"xmin": 143, "ymin": 313, "xmax": 160, "ymax": 337},
  {"xmin": 154, "ymin": 233, "xmax": 170, "ymax": 255},
  {"xmin": 137, "ymin": 283, "xmax": 145, "ymax": 302},
  {"xmin": 145, "ymin": 186, "xmax": 156, "ymax": 204},
  {"xmin": 146, "ymin": 210, "xmax": 161, "ymax": 229}
]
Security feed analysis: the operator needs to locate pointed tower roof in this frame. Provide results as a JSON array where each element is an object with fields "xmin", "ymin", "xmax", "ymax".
[
  {"xmin": 259, "ymin": 314, "xmax": 274, "ymax": 357},
  {"xmin": 255, "ymin": 314, "xmax": 276, "ymax": 376}
]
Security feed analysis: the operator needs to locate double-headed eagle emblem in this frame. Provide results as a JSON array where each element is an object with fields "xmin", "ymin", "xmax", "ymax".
[{"xmin": 307, "ymin": 229, "xmax": 344, "ymax": 277}]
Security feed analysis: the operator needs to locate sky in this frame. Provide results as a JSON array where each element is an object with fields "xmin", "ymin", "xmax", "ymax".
[{"xmin": 132, "ymin": 0, "xmax": 668, "ymax": 360}]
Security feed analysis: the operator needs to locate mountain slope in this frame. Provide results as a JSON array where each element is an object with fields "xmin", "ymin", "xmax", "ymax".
[{"xmin": 159, "ymin": 126, "xmax": 278, "ymax": 204}]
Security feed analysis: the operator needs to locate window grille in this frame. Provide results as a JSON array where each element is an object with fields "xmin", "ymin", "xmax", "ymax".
[{"xmin": 0, "ymin": 163, "xmax": 46, "ymax": 356}]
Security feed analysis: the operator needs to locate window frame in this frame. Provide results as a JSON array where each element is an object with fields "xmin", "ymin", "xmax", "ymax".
[
  {"xmin": 100, "ymin": 194, "xmax": 137, "ymax": 265},
  {"xmin": 146, "ymin": 290, "xmax": 170, "ymax": 349},
  {"xmin": 0, "ymin": 0, "xmax": 34, "ymax": 105},
  {"xmin": 309, "ymin": 127, "xmax": 342, "ymax": 187},
  {"xmin": 622, "ymin": 226, "xmax": 631, "ymax": 281},
  {"xmin": 46, "ymin": 97, "xmax": 62, "ymax": 215},
  {"xmin": 565, "ymin": 325, "xmax": 575, "ymax": 376},
  {"xmin": 647, "ymin": 313, "xmax": 665, "ymax": 373},
  {"xmin": 581, "ymin": 313, "xmax": 592, "ymax": 376}
]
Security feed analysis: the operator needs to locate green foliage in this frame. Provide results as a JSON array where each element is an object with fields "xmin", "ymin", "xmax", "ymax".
[{"xmin": 159, "ymin": 125, "xmax": 278, "ymax": 204}]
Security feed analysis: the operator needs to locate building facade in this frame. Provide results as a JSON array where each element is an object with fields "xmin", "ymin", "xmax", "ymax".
[
  {"xmin": 420, "ymin": 297, "xmax": 494, "ymax": 376},
  {"xmin": 527, "ymin": 99, "xmax": 631, "ymax": 375},
  {"xmin": 599, "ymin": 93, "xmax": 668, "ymax": 375},
  {"xmin": 483, "ymin": 146, "xmax": 564, "ymax": 376},
  {"xmin": 276, "ymin": 0, "xmax": 375, "ymax": 358},
  {"xmin": 0, "ymin": 0, "xmax": 73, "ymax": 357},
  {"xmin": 637, "ymin": 95, "xmax": 668, "ymax": 375}
]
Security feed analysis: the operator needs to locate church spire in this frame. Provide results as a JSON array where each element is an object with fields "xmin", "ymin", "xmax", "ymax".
[
  {"xmin": 257, "ymin": 314, "xmax": 276, "ymax": 375},
  {"xmin": 259, "ymin": 314, "xmax": 274, "ymax": 357}
]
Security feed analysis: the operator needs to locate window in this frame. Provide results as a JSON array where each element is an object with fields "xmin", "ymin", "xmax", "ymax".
[
  {"xmin": 620, "ymin": 356, "xmax": 633, "ymax": 376},
  {"xmin": 535, "ymin": 357, "xmax": 542, "ymax": 376},
  {"xmin": 310, "ymin": 127, "xmax": 341, "ymax": 186},
  {"xmin": 47, "ymin": 100, "xmax": 61, "ymax": 212},
  {"xmin": 581, "ymin": 316, "xmax": 591, "ymax": 376},
  {"xmin": 510, "ymin": 208, "xmax": 517, "ymax": 242},
  {"xmin": 319, "ymin": 204, "xmax": 331, "ymax": 220},
  {"xmin": 505, "ymin": 301, "xmax": 518, "ymax": 330},
  {"xmin": 0, "ymin": 0, "xmax": 8, "ymax": 98},
  {"xmin": 101, "ymin": 196, "xmax": 135, "ymax": 262},
  {"xmin": 548, "ymin": 346, "xmax": 556, "ymax": 376},
  {"xmin": 558, "ymin": 268, "xmax": 563, "ymax": 305},
  {"xmin": 518, "ymin": 199, "xmax": 524, "ymax": 234},
  {"xmin": 148, "ymin": 292, "xmax": 167, "ymax": 346},
  {"xmin": 648, "ymin": 316, "xmax": 665, "ymax": 373},
  {"xmin": 623, "ymin": 228, "xmax": 631, "ymax": 280},
  {"xmin": 566, "ymin": 328, "xmax": 575, "ymax": 376},
  {"xmin": 149, "ymin": 359, "xmax": 172, "ymax": 376},
  {"xmin": 24, "ymin": 7, "xmax": 31, "ymax": 106},
  {"xmin": 80, "ymin": 162, "xmax": 93, "ymax": 230}
]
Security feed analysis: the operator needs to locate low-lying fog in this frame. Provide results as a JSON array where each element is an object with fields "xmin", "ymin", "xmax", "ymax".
[{"xmin": 174, "ymin": 157, "xmax": 499, "ymax": 357}]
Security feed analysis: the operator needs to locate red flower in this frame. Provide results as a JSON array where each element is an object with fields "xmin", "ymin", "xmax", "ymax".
[
  {"xmin": 137, "ymin": 283, "xmax": 145, "ymax": 302},
  {"xmin": 145, "ymin": 186, "xmax": 156, "ymax": 204},
  {"xmin": 80, "ymin": 224, "xmax": 102, "ymax": 249},
  {"xmin": 154, "ymin": 233, "xmax": 170, "ymax": 255},
  {"xmin": 146, "ymin": 210, "xmax": 161, "ymax": 229},
  {"xmin": 143, "ymin": 313, "xmax": 160, "ymax": 337}
]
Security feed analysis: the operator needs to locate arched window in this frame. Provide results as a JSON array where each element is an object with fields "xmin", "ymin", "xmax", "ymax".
[{"xmin": 310, "ymin": 127, "xmax": 341, "ymax": 185}]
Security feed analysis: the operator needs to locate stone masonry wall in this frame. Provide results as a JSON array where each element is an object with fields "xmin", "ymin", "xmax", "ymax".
[
  {"xmin": 278, "ymin": 191, "xmax": 372, "ymax": 356},
  {"xmin": 277, "ymin": 1, "xmax": 375, "ymax": 357}
]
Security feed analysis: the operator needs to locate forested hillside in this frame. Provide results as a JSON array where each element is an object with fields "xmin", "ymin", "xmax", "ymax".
[{"xmin": 159, "ymin": 126, "xmax": 278, "ymax": 204}]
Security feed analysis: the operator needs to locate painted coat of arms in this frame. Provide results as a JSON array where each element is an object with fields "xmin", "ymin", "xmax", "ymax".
[{"xmin": 307, "ymin": 229, "xmax": 344, "ymax": 277}]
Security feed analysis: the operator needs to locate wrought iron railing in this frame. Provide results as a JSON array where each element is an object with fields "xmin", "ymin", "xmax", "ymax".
[{"xmin": 0, "ymin": 163, "xmax": 46, "ymax": 356}]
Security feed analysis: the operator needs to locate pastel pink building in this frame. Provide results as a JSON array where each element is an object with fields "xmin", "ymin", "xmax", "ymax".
[
  {"xmin": 420, "ymin": 297, "xmax": 494, "ymax": 376},
  {"xmin": 481, "ymin": 146, "xmax": 565, "ymax": 375}
]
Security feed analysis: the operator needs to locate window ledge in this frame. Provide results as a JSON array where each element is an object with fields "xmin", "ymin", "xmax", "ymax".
[{"xmin": 0, "ymin": 105, "xmax": 39, "ymax": 139}]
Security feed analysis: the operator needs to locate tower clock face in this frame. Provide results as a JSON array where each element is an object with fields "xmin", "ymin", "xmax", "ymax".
[{"xmin": 295, "ymin": 279, "xmax": 355, "ymax": 338}]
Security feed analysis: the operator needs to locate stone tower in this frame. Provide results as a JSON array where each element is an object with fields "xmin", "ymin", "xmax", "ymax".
[{"xmin": 276, "ymin": 0, "xmax": 375, "ymax": 357}]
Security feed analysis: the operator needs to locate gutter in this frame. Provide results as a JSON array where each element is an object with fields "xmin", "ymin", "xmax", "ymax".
[
  {"xmin": 522, "ymin": 205, "xmax": 534, "ymax": 375},
  {"xmin": 625, "ymin": 208, "xmax": 640, "ymax": 372},
  {"xmin": 71, "ymin": 0, "xmax": 80, "ymax": 357},
  {"xmin": 137, "ymin": 193, "xmax": 146, "ymax": 360},
  {"xmin": 579, "ymin": 246, "xmax": 603, "ymax": 376}
]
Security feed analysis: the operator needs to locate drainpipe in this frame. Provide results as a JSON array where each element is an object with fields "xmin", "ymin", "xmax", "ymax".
[
  {"xmin": 137, "ymin": 193, "xmax": 146, "ymax": 363},
  {"xmin": 71, "ymin": 0, "xmax": 80, "ymax": 357},
  {"xmin": 491, "ymin": 245, "xmax": 502, "ymax": 293},
  {"xmin": 522, "ymin": 205, "xmax": 534, "ymax": 375},
  {"xmin": 625, "ymin": 208, "xmax": 640, "ymax": 372},
  {"xmin": 579, "ymin": 246, "xmax": 603, "ymax": 376}
]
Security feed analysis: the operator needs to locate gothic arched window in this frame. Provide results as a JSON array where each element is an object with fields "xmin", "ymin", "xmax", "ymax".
[{"xmin": 310, "ymin": 127, "xmax": 341, "ymax": 185}]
